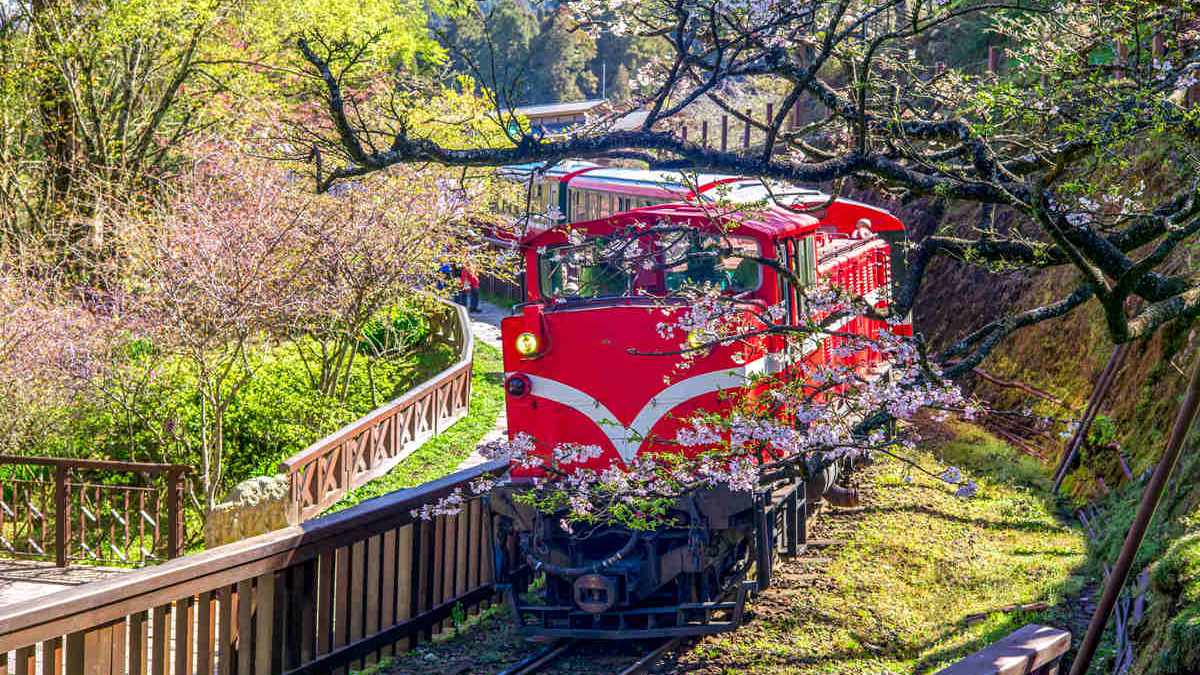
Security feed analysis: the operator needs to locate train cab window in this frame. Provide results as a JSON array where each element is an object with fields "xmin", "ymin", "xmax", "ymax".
[
  {"xmin": 777, "ymin": 237, "xmax": 817, "ymax": 322},
  {"xmin": 538, "ymin": 233, "xmax": 761, "ymax": 300}
]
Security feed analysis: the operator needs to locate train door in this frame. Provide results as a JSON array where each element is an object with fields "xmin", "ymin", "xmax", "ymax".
[{"xmin": 775, "ymin": 235, "xmax": 818, "ymax": 380}]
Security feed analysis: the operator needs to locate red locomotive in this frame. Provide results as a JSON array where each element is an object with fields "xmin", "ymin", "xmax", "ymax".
[{"xmin": 489, "ymin": 162, "xmax": 909, "ymax": 639}]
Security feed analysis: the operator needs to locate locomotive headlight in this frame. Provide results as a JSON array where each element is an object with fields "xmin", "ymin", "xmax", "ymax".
[
  {"xmin": 514, "ymin": 331, "xmax": 541, "ymax": 356},
  {"xmin": 687, "ymin": 330, "xmax": 705, "ymax": 349}
]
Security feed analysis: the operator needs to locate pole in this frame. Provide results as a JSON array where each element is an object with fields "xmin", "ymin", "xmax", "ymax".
[
  {"xmin": 54, "ymin": 465, "xmax": 67, "ymax": 567},
  {"xmin": 1069, "ymin": 357, "xmax": 1200, "ymax": 675},
  {"xmin": 167, "ymin": 468, "xmax": 183, "ymax": 559}
]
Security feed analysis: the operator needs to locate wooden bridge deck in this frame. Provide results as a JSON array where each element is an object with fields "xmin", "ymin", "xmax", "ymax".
[{"xmin": 0, "ymin": 559, "xmax": 125, "ymax": 608}]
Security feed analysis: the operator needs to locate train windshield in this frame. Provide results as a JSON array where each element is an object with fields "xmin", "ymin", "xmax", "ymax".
[{"xmin": 539, "ymin": 233, "xmax": 761, "ymax": 300}]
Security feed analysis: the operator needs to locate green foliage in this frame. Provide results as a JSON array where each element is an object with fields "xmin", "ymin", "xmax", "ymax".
[
  {"xmin": 647, "ymin": 423, "xmax": 1084, "ymax": 673},
  {"xmin": 439, "ymin": 0, "xmax": 656, "ymax": 105},
  {"xmin": 360, "ymin": 301, "xmax": 433, "ymax": 355},
  {"xmin": 36, "ymin": 303, "xmax": 450, "ymax": 513}
]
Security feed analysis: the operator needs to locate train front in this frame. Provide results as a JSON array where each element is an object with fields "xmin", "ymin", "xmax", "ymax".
[{"xmin": 489, "ymin": 206, "xmax": 812, "ymax": 639}]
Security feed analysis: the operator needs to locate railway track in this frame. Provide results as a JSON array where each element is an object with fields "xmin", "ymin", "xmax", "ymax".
[{"xmin": 497, "ymin": 637, "xmax": 683, "ymax": 675}]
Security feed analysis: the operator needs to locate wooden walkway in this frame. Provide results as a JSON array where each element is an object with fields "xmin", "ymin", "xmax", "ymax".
[{"xmin": 0, "ymin": 559, "xmax": 125, "ymax": 608}]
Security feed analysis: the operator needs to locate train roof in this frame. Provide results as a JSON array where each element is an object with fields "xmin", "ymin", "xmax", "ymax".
[
  {"xmin": 523, "ymin": 202, "xmax": 823, "ymax": 246},
  {"xmin": 498, "ymin": 161, "xmax": 905, "ymax": 239},
  {"xmin": 498, "ymin": 161, "xmax": 828, "ymax": 206},
  {"xmin": 496, "ymin": 160, "xmax": 600, "ymax": 181}
]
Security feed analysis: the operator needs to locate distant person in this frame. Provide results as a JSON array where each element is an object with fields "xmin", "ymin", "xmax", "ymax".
[
  {"xmin": 437, "ymin": 261, "xmax": 454, "ymax": 290},
  {"xmin": 461, "ymin": 263, "xmax": 481, "ymax": 312}
]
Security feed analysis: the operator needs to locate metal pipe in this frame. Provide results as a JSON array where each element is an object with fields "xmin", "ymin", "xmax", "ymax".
[
  {"xmin": 823, "ymin": 485, "xmax": 860, "ymax": 508},
  {"xmin": 1069, "ymin": 356, "xmax": 1200, "ymax": 675},
  {"xmin": 525, "ymin": 531, "xmax": 641, "ymax": 577}
]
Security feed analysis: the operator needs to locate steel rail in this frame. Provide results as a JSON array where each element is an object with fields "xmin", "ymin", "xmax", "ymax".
[
  {"xmin": 617, "ymin": 637, "xmax": 683, "ymax": 675},
  {"xmin": 498, "ymin": 640, "xmax": 576, "ymax": 675}
]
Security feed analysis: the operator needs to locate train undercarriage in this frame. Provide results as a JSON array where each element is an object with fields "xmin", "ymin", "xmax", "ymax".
[{"xmin": 489, "ymin": 463, "xmax": 852, "ymax": 640}]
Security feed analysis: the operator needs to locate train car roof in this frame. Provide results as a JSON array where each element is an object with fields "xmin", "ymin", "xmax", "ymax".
[
  {"xmin": 522, "ymin": 202, "xmax": 823, "ymax": 246},
  {"xmin": 496, "ymin": 160, "xmax": 601, "ymax": 180},
  {"xmin": 498, "ymin": 162, "xmax": 830, "ymax": 206}
]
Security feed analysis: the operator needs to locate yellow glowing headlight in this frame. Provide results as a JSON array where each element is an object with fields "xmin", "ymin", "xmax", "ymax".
[
  {"xmin": 687, "ymin": 330, "xmax": 705, "ymax": 349},
  {"xmin": 514, "ymin": 332, "xmax": 541, "ymax": 356}
]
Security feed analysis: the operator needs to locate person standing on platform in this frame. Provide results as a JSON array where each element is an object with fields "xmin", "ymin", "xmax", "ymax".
[{"xmin": 461, "ymin": 263, "xmax": 481, "ymax": 312}]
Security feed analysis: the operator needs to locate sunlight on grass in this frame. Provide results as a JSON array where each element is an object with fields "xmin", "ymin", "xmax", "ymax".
[{"xmin": 683, "ymin": 421, "xmax": 1086, "ymax": 674}]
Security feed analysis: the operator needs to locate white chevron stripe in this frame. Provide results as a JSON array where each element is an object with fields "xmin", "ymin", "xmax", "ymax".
[{"xmin": 512, "ymin": 313, "xmax": 864, "ymax": 463}]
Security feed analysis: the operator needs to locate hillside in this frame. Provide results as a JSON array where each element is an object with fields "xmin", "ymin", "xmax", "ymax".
[{"xmin": 884, "ymin": 182, "xmax": 1200, "ymax": 673}]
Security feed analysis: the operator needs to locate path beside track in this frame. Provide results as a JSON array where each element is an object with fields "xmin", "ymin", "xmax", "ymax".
[{"xmin": 458, "ymin": 299, "xmax": 508, "ymax": 470}]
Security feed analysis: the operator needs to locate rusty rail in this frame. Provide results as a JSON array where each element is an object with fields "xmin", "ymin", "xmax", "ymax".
[
  {"xmin": 0, "ymin": 456, "xmax": 188, "ymax": 567},
  {"xmin": 278, "ymin": 301, "xmax": 474, "ymax": 523},
  {"xmin": 0, "ymin": 458, "xmax": 507, "ymax": 673}
]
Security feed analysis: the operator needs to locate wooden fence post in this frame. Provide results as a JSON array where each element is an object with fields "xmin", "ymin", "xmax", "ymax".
[
  {"xmin": 701, "ymin": 119, "xmax": 709, "ymax": 148},
  {"xmin": 742, "ymin": 108, "xmax": 751, "ymax": 148},
  {"xmin": 1115, "ymin": 42, "xmax": 1129, "ymax": 79},
  {"xmin": 167, "ymin": 468, "xmax": 183, "ymax": 559},
  {"xmin": 720, "ymin": 115, "xmax": 729, "ymax": 151},
  {"xmin": 54, "ymin": 465, "xmax": 67, "ymax": 567},
  {"xmin": 988, "ymin": 45, "xmax": 1000, "ymax": 74},
  {"xmin": 1152, "ymin": 32, "xmax": 1165, "ymax": 58},
  {"xmin": 681, "ymin": 125, "xmax": 688, "ymax": 143}
]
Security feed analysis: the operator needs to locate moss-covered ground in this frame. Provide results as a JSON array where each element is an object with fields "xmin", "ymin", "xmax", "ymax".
[
  {"xmin": 331, "ymin": 341, "xmax": 505, "ymax": 511},
  {"xmin": 371, "ymin": 421, "xmax": 1086, "ymax": 674}
]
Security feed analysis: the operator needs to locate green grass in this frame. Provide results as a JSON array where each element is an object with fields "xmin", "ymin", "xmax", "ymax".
[
  {"xmin": 678, "ymin": 421, "xmax": 1087, "ymax": 674},
  {"xmin": 330, "ymin": 342, "xmax": 505, "ymax": 511}
]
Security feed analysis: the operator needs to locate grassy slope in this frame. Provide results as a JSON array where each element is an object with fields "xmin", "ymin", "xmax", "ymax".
[
  {"xmin": 678, "ymin": 422, "xmax": 1085, "ymax": 674},
  {"xmin": 330, "ymin": 342, "xmax": 505, "ymax": 511}
]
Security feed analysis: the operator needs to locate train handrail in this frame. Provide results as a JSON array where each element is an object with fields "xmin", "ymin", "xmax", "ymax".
[
  {"xmin": 0, "ymin": 458, "xmax": 508, "ymax": 659},
  {"xmin": 277, "ymin": 299, "xmax": 475, "ymax": 522}
]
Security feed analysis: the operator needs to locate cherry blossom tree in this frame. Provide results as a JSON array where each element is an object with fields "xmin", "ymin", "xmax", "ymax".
[
  {"xmin": 298, "ymin": 1, "xmax": 1200, "ymax": 369},
  {"xmin": 287, "ymin": 169, "xmax": 505, "ymax": 401},
  {"xmin": 123, "ymin": 148, "xmax": 315, "ymax": 508}
]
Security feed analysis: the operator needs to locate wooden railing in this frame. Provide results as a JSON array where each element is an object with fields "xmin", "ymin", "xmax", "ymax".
[
  {"xmin": 279, "ymin": 301, "xmax": 474, "ymax": 523},
  {"xmin": 0, "ymin": 458, "xmax": 506, "ymax": 674},
  {"xmin": 0, "ymin": 457, "xmax": 188, "ymax": 567}
]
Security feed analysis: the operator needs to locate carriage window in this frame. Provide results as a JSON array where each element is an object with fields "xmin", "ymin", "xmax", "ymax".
[
  {"xmin": 540, "ymin": 238, "xmax": 633, "ymax": 298},
  {"xmin": 663, "ymin": 234, "xmax": 760, "ymax": 293}
]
